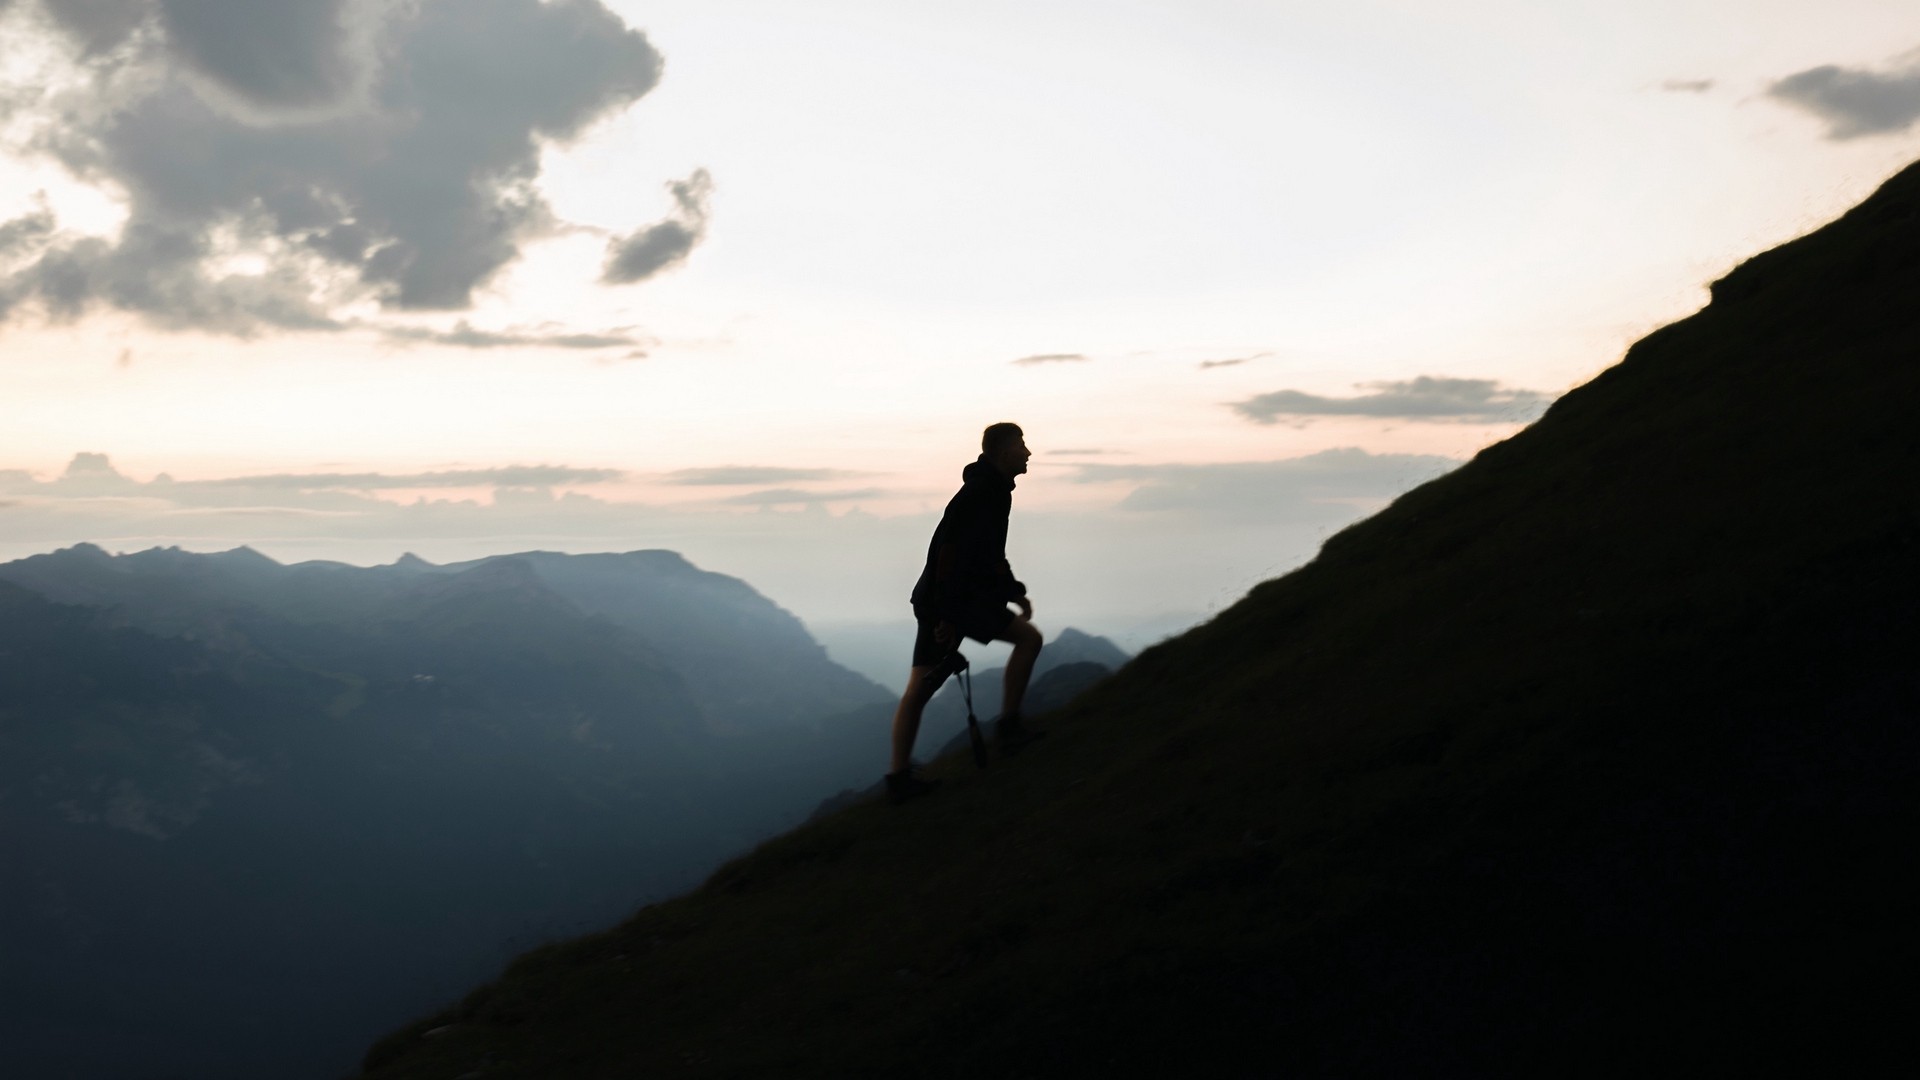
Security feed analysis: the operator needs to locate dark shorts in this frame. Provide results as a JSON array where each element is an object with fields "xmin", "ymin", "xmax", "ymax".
[{"xmin": 910, "ymin": 601, "xmax": 1015, "ymax": 667}]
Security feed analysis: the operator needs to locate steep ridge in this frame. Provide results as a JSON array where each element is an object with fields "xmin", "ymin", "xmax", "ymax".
[{"xmin": 361, "ymin": 159, "xmax": 1920, "ymax": 1077}]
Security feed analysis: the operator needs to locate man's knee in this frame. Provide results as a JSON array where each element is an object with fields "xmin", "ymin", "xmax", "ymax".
[
  {"xmin": 903, "ymin": 666, "xmax": 939, "ymax": 704},
  {"xmin": 1007, "ymin": 618, "xmax": 1043, "ymax": 652}
]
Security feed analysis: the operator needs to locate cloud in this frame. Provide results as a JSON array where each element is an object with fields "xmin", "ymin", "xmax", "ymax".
[
  {"xmin": 378, "ymin": 320, "xmax": 645, "ymax": 351},
  {"xmin": 1229, "ymin": 376, "xmax": 1551, "ymax": 425},
  {"xmin": 1064, "ymin": 448, "xmax": 1459, "ymax": 523},
  {"xmin": 25, "ymin": 450, "xmax": 147, "ymax": 494},
  {"xmin": 0, "ymin": 196, "xmax": 56, "ymax": 257},
  {"xmin": 0, "ymin": 226, "xmax": 345, "ymax": 332},
  {"xmin": 717, "ymin": 487, "xmax": 889, "ymax": 507},
  {"xmin": 153, "ymin": 0, "xmax": 366, "ymax": 112},
  {"xmin": 0, "ymin": 455, "xmax": 626, "ymax": 498},
  {"xmin": 1, "ymin": 0, "xmax": 681, "ymax": 335},
  {"xmin": 1660, "ymin": 79, "xmax": 1714, "ymax": 94},
  {"xmin": 662, "ymin": 466, "xmax": 870, "ymax": 486},
  {"xmin": 602, "ymin": 168, "xmax": 713, "ymax": 285},
  {"xmin": 39, "ymin": 0, "xmax": 148, "ymax": 57},
  {"xmin": 1768, "ymin": 57, "xmax": 1920, "ymax": 139},
  {"xmin": 1197, "ymin": 350, "xmax": 1270, "ymax": 370},
  {"xmin": 190, "ymin": 465, "xmax": 627, "ymax": 491},
  {"xmin": 1011, "ymin": 353, "xmax": 1089, "ymax": 366}
]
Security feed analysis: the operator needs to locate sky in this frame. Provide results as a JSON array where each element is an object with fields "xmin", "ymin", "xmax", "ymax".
[{"xmin": 3, "ymin": 0, "xmax": 1919, "ymax": 642}]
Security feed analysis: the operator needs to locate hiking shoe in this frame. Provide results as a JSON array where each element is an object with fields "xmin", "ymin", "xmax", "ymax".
[
  {"xmin": 885, "ymin": 768, "xmax": 941, "ymax": 805},
  {"xmin": 994, "ymin": 712, "xmax": 1047, "ymax": 754}
]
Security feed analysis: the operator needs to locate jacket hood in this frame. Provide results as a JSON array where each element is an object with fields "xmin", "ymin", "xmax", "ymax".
[{"xmin": 963, "ymin": 455, "xmax": 1015, "ymax": 490}]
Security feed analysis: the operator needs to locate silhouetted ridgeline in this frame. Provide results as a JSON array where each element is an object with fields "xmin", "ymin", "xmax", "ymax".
[
  {"xmin": 0, "ymin": 548, "xmax": 915, "ymax": 1079},
  {"xmin": 362, "ymin": 160, "xmax": 1919, "ymax": 1077}
]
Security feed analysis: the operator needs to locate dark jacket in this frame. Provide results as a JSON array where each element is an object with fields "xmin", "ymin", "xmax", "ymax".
[{"xmin": 910, "ymin": 455, "xmax": 1026, "ymax": 620}]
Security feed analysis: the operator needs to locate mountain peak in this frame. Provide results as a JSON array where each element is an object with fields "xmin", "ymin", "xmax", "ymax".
[
  {"xmin": 212, "ymin": 545, "xmax": 279, "ymax": 567},
  {"xmin": 1046, "ymin": 626, "xmax": 1131, "ymax": 669},
  {"xmin": 619, "ymin": 548, "xmax": 696, "ymax": 572}
]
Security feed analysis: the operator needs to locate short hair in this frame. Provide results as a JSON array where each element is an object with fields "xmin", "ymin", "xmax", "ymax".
[{"xmin": 982, "ymin": 422, "xmax": 1024, "ymax": 456}]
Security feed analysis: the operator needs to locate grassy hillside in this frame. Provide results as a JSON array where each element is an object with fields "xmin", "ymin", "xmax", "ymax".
[{"xmin": 361, "ymin": 160, "xmax": 1920, "ymax": 1078}]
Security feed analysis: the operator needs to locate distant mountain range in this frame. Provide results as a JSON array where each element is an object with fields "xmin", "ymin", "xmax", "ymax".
[{"xmin": 0, "ymin": 543, "xmax": 1127, "ymax": 1079}]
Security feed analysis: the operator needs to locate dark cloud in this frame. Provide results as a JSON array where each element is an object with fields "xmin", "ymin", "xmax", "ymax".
[
  {"xmin": 1660, "ymin": 79, "xmax": 1714, "ymax": 94},
  {"xmin": 718, "ymin": 487, "xmax": 889, "ymax": 507},
  {"xmin": 1012, "ymin": 353, "xmax": 1089, "ymax": 366},
  {"xmin": 2, "ymin": 224, "xmax": 340, "ymax": 332},
  {"xmin": 2, "ymin": 0, "xmax": 679, "ymax": 335},
  {"xmin": 0, "ymin": 197, "xmax": 56, "ymax": 257},
  {"xmin": 663, "ymin": 466, "xmax": 870, "ymax": 486},
  {"xmin": 39, "ymin": 0, "xmax": 147, "ymax": 56},
  {"xmin": 1065, "ymin": 448, "xmax": 1458, "ymax": 523},
  {"xmin": 156, "ymin": 0, "xmax": 360, "ymax": 111},
  {"xmin": 603, "ymin": 169, "xmax": 713, "ymax": 284},
  {"xmin": 1229, "ymin": 376, "xmax": 1550, "ymax": 425},
  {"xmin": 378, "ymin": 320, "xmax": 644, "ymax": 351},
  {"xmin": 1769, "ymin": 58, "xmax": 1920, "ymax": 139}
]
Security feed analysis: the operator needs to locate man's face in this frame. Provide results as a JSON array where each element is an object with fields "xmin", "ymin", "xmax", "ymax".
[{"xmin": 996, "ymin": 435, "xmax": 1031, "ymax": 477}]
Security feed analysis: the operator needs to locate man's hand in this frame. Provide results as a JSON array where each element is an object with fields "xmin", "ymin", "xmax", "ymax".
[
  {"xmin": 935, "ymin": 620, "xmax": 957, "ymax": 647},
  {"xmin": 1014, "ymin": 596, "xmax": 1033, "ymax": 621}
]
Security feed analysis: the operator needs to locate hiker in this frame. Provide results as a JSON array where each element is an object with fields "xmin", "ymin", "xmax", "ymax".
[{"xmin": 887, "ymin": 422, "xmax": 1045, "ymax": 803}]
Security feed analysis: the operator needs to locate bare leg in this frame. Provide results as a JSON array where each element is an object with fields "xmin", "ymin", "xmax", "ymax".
[
  {"xmin": 890, "ymin": 665, "xmax": 938, "ymax": 774},
  {"xmin": 996, "ymin": 616, "xmax": 1044, "ymax": 717}
]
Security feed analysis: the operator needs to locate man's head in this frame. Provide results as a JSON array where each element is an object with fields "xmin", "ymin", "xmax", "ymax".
[{"xmin": 982, "ymin": 422, "xmax": 1030, "ymax": 478}]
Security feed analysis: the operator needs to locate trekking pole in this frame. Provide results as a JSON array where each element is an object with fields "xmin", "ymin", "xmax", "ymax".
[
  {"xmin": 959, "ymin": 663, "xmax": 988, "ymax": 769},
  {"xmin": 923, "ymin": 647, "xmax": 989, "ymax": 770}
]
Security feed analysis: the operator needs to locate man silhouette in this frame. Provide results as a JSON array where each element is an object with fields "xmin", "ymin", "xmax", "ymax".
[{"xmin": 886, "ymin": 422, "xmax": 1045, "ymax": 803}]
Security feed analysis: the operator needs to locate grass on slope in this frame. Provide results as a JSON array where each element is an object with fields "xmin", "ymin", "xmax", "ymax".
[{"xmin": 361, "ymin": 161, "xmax": 1920, "ymax": 1078}]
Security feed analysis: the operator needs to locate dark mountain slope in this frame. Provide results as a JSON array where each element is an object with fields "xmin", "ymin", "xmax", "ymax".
[{"xmin": 361, "ymin": 159, "xmax": 1920, "ymax": 1078}]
